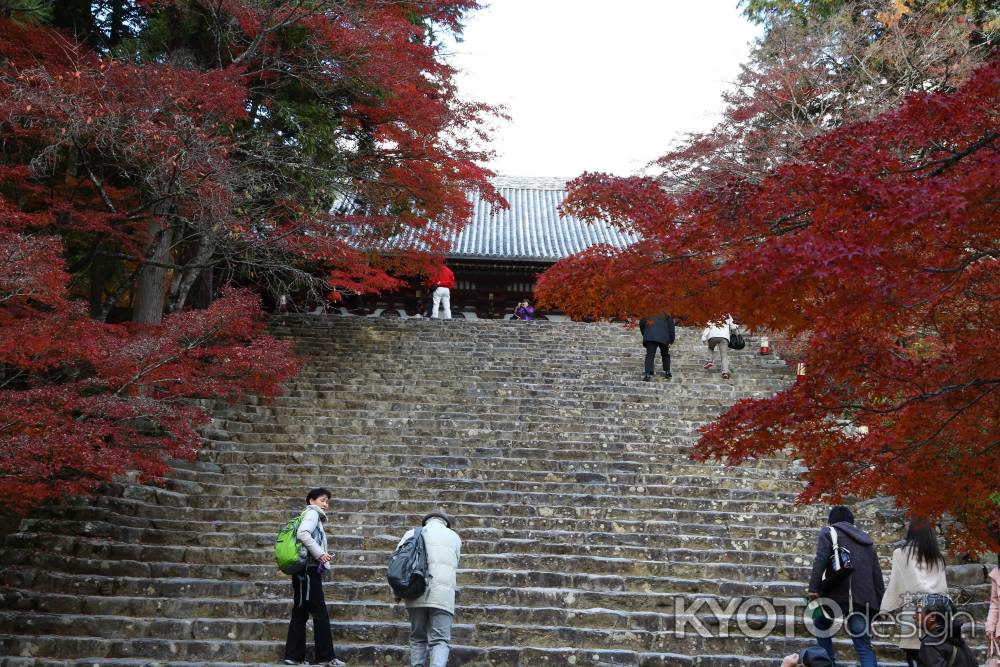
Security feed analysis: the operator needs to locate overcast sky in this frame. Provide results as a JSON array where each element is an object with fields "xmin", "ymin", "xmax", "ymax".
[{"xmin": 447, "ymin": 1, "xmax": 762, "ymax": 178}]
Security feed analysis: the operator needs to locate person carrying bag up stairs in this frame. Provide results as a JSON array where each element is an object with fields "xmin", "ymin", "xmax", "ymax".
[
  {"xmin": 396, "ymin": 509, "xmax": 461, "ymax": 667},
  {"xmin": 807, "ymin": 505, "xmax": 885, "ymax": 667}
]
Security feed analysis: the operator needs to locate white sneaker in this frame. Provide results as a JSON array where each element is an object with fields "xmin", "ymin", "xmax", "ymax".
[{"xmin": 326, "ymin": 660, "xmax": 347, "ymax": 666}]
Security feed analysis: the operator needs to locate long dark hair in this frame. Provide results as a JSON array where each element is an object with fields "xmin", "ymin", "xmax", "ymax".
[{"xmin": 904, "ymin": 518, "xmax": 945, "ymax": 569}]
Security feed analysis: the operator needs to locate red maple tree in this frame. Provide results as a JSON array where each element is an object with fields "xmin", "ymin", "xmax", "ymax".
[
  {"xmin": 0, "ymin": 1, "xmax": 500, "ymax": 513},
  {"xmin": 0, "ymin": 215, "xmax": 300, "ymax": 510},
  {"xmin": 538, "ymin": 56, "xmax": 1000, "ymax": 552}
]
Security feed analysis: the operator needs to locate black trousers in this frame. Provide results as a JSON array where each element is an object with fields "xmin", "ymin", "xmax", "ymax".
[
  {"xmin": 644, "ymin": 342, "xmax": 671, "ymax": 375},
  {"xmin": 284, "ymin": 568, "xmax": 335, "ymax": 662}
]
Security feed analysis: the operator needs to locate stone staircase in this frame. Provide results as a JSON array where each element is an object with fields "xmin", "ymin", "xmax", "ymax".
[{"xmin": 0, "ymin": 316, "xmax": 992, "ymax": 666}]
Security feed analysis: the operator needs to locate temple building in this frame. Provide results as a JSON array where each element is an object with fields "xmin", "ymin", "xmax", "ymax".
[{"xmin": 348, "ymin": 176, "xmax": 638, "ymax": 319}]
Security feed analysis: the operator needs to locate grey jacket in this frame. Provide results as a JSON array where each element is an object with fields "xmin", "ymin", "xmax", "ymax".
[
  {"xmin": 296, "ymin": 506, "xmax": 328, "ymax": 561},
  {"xmin": 808, "ymin": 521, "xmax": 885, "ymax": 612}
]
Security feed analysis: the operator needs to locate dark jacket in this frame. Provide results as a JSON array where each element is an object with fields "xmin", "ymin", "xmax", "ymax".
[
  {"xmin": 640, "ymin": 314, "xmax": 675, "ymax": 346},
  {"xmin": 917, "ymin": 620, "xmax": 978, "ymax": 667},
  {"xmin": 808, "ymin": 521, "xmax": 885, "ymax": 613}
]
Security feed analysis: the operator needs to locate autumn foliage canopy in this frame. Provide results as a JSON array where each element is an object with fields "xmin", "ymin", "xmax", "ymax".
[
  {"xmin": 538, "ymin": 14, "xmax": 1000, "ymax": 550},
  {"xmin": 0, "ymin": 1, "xmax": 498, "ymax": 512}
]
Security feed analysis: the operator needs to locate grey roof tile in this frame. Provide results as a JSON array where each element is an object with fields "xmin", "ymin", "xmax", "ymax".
[{"xmin": 444, "ymin": 176, "xmax": 638, "ymax": 262}]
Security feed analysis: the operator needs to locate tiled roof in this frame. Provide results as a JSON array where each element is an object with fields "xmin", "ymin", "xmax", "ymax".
[{"xmin": 446, "ymin": 176, "xmax": 639, "ymax": 262}]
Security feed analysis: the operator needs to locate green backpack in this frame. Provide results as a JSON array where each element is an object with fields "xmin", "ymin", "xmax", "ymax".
[{"xmin": 275, "ymin": 509, "xmax": 310, "ymax": 574}]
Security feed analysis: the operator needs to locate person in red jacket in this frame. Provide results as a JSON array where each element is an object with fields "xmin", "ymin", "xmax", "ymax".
[{"xmin": 428, "ymin": 264, "xmax": 455, "ymax": 319}]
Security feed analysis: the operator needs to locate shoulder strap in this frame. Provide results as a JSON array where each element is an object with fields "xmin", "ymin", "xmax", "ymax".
[
  {"xmin": 946, "ymin": 643, "xmax": 958, "ymax": 667},
  {"xmin": 828, "ymin": 525, "xmax": 840, "ymax": 551}
]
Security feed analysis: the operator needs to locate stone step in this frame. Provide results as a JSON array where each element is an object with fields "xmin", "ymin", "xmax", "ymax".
[
  {"xmin": 0, "ymin": 607, "xmax": 940, "ymax": 658},
  {"xmin": 32, "ymin": 503, "xmax": 826, "ymax": 536},
  {"xmin": 196, "ymin": 442, "xmax": 712, "ymax": 464},
  {"xmin": 167, "ymin": 459, "xmax": 799, "ymax": 482},
  {"xmin": 0, "ymin": 548, "xmax": 817, "ymax": 583},
  {"xmin": 212, "ymin": 427, "xmax": 736, "ymax": 443},
  {"xmin": 68, "ymin": 492, "xmax": 814, "ymax": 524},
  {"xmin": 8, "ymin": 577, "xmax": 989, "ymax": 636},
  {"xmin": 277, "ymin": 381, "xmax": 785, "ymax": 396},
  {"xmin": 198, "ymin": 431, "xmax": 740, "ymax": 451},
  {"xmin": 212, "ymin": 410, "xmax": 753, "ymax": 427},
  {"xmin": 210, "ymin": 418, "xmax": 740, "ymax": 437},
  {"xmin": 283, "ymin": 370, "xmax": 785, "ymax": 382},
  {"xmin": 270, "ymin": 384, "xmax": 783, "ymax": 402},
  {"xmin": 263, "ymin": 395, "xmax": 772, "ymax": 412},
  {"xmin": 0, "ymin": 626, "xmax": 915, "ymax": 663},
  {"xmin": 70, "ymin": 493, "xmax": 812, "ymax": 525},
  {"xmin": 3, "ymin": 533, "xmax": 823, "ymax": 570},
  {"xmin": 3, "ymin": 566, "xmax": 813, "ymax": 601},
  {"xmin": 0, "ymin": 643, "xmax": 910, "ymax": 667},
  {"xmin": 162, "ymin": 471, "xmax": 808, "ymax": 496},
  {"xmin": 114, "ymin": 481, "xmax": 804, "ymax": 510},
  {"xmin": 180, "ymin": 480, "xmax": 801, "ymax": 505},
  {"xmin": 6, "ymin": 589, "xmax": 988, "ymax": 633},
  {"xmin": 19, "ymin": 519, "xmax": 822, "ymax": 555},
  {"xmin": 211, "ymin": 430, "xmax": 741, "ymax": 447}
]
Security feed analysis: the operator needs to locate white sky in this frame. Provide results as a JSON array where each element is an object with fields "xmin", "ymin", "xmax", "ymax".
[{"xmin": 448, "ymin": 1, "xmax": 762, "ymax": 178}]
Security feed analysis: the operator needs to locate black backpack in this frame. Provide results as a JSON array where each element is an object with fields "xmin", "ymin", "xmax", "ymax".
[
  {"xmin": 729, "ymin": 325, "xmax": 746, "ymax": 350},
  {"xmin": 388, "ymin": 526, "xmax": 428, "ymax": 599}
]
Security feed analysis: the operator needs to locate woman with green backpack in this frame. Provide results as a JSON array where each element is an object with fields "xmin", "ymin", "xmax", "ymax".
[{"xmin": 279, "ymin": 488, "xmax": 347, "ymax": 666}]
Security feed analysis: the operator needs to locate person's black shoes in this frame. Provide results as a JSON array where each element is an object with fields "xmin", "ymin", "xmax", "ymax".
[
  {"xmin": 643, "ymin": 373, "xmax": 652, "ymax": 382},
  {"xmin": 663, "ymin": 372, "xmax": 672, "ymax": 379}
]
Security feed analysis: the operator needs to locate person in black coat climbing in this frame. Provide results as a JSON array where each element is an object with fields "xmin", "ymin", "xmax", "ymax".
[
  {"xmin": 917, "ymin": 594, "xmax": 978, "ymax": 667},
  {"xmin": 639, "ymin": 313, "xmax": 675, "ymax": 381},
  {"xmin": 807, "ymin": 505, "xmax": 885, "ymax": 667}
]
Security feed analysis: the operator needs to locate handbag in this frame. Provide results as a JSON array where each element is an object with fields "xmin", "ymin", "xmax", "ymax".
[
  {"xmin": 728, "ymin": 325, "xmax": 746, "ymax": 350},
  {"xmin": 820, "ymin": 526, "xmax": 854, "ymax": 594},
  {"xmin": 988, "ymin": 636, "xmax": 1000, "ymax": 667}
]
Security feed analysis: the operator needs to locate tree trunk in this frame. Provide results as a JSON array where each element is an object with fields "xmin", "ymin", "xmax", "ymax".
[
  {"xmin": 109, "ymin": 0, "xmax": 125, "ymax": 46},
  {"xmin": 188, "ymin": 265, "xmax": 214, "ymax": 310},
  {"xmin": 168, "ymin": 236, "xmax": 215, "ymax": 312},
  {"xmin": 132, "ymin": 221, "xmax": 175, "ymax": 324},
  {"xmin": 88, "ymin": 248, "xmax": 116, "ymax": 317},
  {"xmin": 51, "ymin": 0, "xmax": 99, "ymax": 48}
]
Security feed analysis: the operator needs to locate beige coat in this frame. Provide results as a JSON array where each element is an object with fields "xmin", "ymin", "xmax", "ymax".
[
  {"xmin": 881, "ymin": 546, "xmax": 948, "ymax": 649},
  {"xmin": 398, "ymin": 518, "xmax": 461, "ymax": 615}
]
